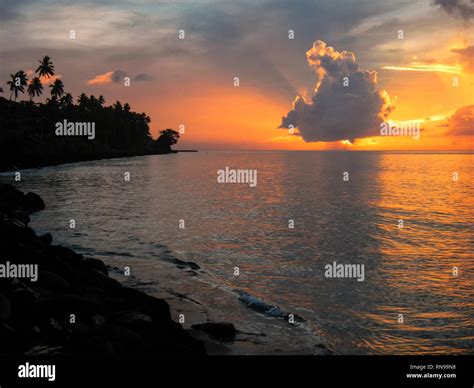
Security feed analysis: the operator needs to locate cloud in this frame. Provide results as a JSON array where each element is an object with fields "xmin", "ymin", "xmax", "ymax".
[
  {"xmin": 382, "ymin": 46, "xmax": 472, "ymax": 75},
  {"xmin": 87, "ymin": 70, "xmax": 127, "ymax": 85},
  {"xmin": 0, "ymin": 0, "xmax": 433, "ymax": 105},
  {"xmin": 111, "ymin": 70, "xmax": 128, "ymax": 83},
  {"xmin": 280, "ymin": 40, "xmax": 394, "ymax": 143},
  {"xmin": 445, "ymin": 105, "xmax": 474, "ymax": 135},
  {"xmin": 88, "ymin": 70, "xmax": 154, "ymax": 85},
  {"xmin": 134, "ymin": 73, "xmax": 154, "ymax": 82},
  {"xmin": 87, "ymin": 71, "xmax": 113, "ymax": 85},
  {"xmin": 382, "ymin": 63, "xmax": 461, "ymax": 74},
  {"xmin": 433, "ymin": 0, "xmax": 474, "ymax": 20},
  {"xmin": 451, "ymin": 45, "xmax": 474, "ymax": 72},
  {"xmin": 25, "ymin": 70, "xmax": 62, "ymax": 85}
]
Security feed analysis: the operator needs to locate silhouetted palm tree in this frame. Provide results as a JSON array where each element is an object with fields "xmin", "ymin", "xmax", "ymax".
[
  {"xmin": 60, "ymin": 93, "xmax": 73, "ymax": 108},
  {"xmin": 1, "ymin": 55, "xmax": 163, "ymax": 161},
  {"xmin": 27, "ymin": 77, "xmax": 43, "ymax": 101},
  {"xmin": 113, "ymin": 101, "xmax": 123, "ymax": 112},
  {"xmin": 50, "ymin": 78, "xmax": 64, "ymax": 99},
  {"xmin": 35, "ymin": 55, "xmax": 55, "ymax": 78},
  {"xmin": 89, "ymin": 95, "xmax": 99, "ymax": 110},
  {"xmin": 7, "ymin": 71, "xmax": 28, "ymax": 101},
  {"xmin": 77, "ymin": 93, "xmax": 89, "ymax": 108}
]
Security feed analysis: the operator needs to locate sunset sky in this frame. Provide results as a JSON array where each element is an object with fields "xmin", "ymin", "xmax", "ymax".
[{"xmin": 0, "ymin": 0, "xmax": 473, "ymax": 150}]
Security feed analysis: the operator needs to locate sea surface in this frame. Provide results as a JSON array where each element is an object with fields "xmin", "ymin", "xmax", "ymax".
[{"xmin": 2, "ymin": 151, "xmax": 473, "ymax": 354}]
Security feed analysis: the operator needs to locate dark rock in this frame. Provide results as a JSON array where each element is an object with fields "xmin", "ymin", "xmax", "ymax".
[
  {"xmin": 142, "ymin": 298, "xmax": 171, "ymax": 322},
  {"xmin": 41, "ymin": 317, "xmax": 67, "ymax": 344},
  {"xmin": 80, "ymin": 287, "xmax": 106, "ymax": 299},
  {"xmin": 0, "ymin": 293, "xmax": 12, "ymax": 323},
  {"xmin": 37, "ymin": 271, "xmax": 70, "ymax": 292},
  {"xmin": 39, "ymin": 233, "xmax": 53, "ymax": 246},
  {"xmin": 83, "ymin": 339, "xmax": 115, "ymax": 355},
  {"xmin": 1, "ymin": 221, "xmax": 37, "ymax": 246},
  {"xmin": 8, "ymin": 319, "xmax": 41, "ymax": 349},
  {"xmin": 45, "ymin": 260, "xmax": 76, "ymax": 285},
  {"xmin": 141, "ymin": 320, "xmax": 206, "ymax": 354},
  {"xmin": 0, "ymin": 324, "xmax": 17, "ymax": 351},
  {"xmin": 49, "ymin": 245, "xmax": 83, "ymax": 265},
  {"xmin": 9, "ymin": 288, "xmax": 40, "ymax": 318},
  {"xmin": 105, "ymin": 341, "xmax": 116, "ymax": 354},
  {"xmin": 0, "ymin": 186, "xmax": 207, "ymax": 357},
  {"xmin": 173, "ymin": 259, "xmax": 200, "ymax": 270},
  {"xmin": 22, "ymin": 192, "xmax": 45, "ymax": 212},
  {"xmin": 106, "ymin": 324, "xmax": 145, "ymax": 352},
  {"xmin": 113, "ymin": 287, "xmax": 171, "ymax": 321},
  {"xmin": 140, "ymin": 321, "xmax": 177, "ymax": 348},
  {"xmin": 83, "ymin": 258, "xmax": 108, "ymax": 276},
  {"xmin": 89, "ymin": 314, "xmax": 106, "ymax": 329},
  {"xmin": 69, "ymin": 322, "xmax": 91, "ymax": 348},
  {"xmin": 79, "ymin": 268, "xmax": 121, "ymax": 290},
  {"xmin": 41, "ymin": 294, "xmax": 108, "ymax": 319},
  {"xmin": 24, "ymin": 345, "xmax": 65, "ymax": 356},
  {"xmin": 115, "ymin": 312, "xmax": 152, "ymax": 333},
  {"xmin": 0, "ymin": 184, "xmax": 22, "ymax": 202},
  {"xmin": 0, "ymin": 278, "xmax": 12, "ymax": 293},
  {"xmin": 12, "ymin": 211, "xmax": 30, "ymax": 226},
  {"xmin": 192, "ymin": 322, "xmax": 236, "ymax": 342}
]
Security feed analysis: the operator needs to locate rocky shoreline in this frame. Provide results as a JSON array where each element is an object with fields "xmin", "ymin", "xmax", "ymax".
[
  {"xmin": 0, "ymin": 184, "xmax": 208, "ymax": 358},
  {"xmin": 0, "ymin": 150, "xmax": 178, "ymax": 173}
]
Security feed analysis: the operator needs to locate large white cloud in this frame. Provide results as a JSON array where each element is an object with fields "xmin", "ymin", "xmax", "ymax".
[{"xmin": 280, "ymin": 40, "xmax": 394, "ymax": 143}]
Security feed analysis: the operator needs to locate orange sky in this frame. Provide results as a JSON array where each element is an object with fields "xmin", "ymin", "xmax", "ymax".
[
  {"xmin": 135, "ymin": 35, "xmax": 473, "ymax": 151},
  {"xmin": 142, "ymin": 66, "xmax": 473, "ymax": 151},
  {"xmin": 2, "ymin": 0, "xmax": 472, "ymax": 151}
]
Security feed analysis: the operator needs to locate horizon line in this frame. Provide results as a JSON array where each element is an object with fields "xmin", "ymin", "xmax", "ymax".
[{"xmin": 176, "ymin": 149, "xmax": 474, "ymax": 153}]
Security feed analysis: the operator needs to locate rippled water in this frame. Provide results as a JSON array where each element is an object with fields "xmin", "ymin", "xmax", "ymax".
[{"xmin": 2, "ymin": 151, "xmax": 473, "ymax": 354}]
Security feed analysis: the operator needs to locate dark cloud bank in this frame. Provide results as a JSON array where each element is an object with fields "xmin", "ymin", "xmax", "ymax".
[
  {"xmin": 446, "ymin": 105, "xmax": 474, "ymax": 136},
  {"xmin": 433, "ymin": 0, "xmax": 474, "ymax": 20}
]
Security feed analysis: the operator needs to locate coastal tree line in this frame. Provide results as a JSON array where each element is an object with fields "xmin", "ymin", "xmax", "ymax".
[{"xmin": 0, "ymin": 56, "xmax": 180, "ymax": 171}]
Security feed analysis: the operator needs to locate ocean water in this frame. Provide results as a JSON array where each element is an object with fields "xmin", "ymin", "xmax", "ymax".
[{"xmin": 2, "ymin": 151, "xmax": 473, "ymax": 355}]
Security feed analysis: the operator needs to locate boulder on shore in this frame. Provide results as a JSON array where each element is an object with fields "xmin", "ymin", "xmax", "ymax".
[{"xmin": 192, "ymin": 322, "xmax": 237, "ymax": 342}]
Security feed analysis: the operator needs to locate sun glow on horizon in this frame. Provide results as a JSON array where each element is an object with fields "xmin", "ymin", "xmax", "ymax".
[{"xmin": 382, "ymin": 63, "xmax": 462, "ymax": 74}]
